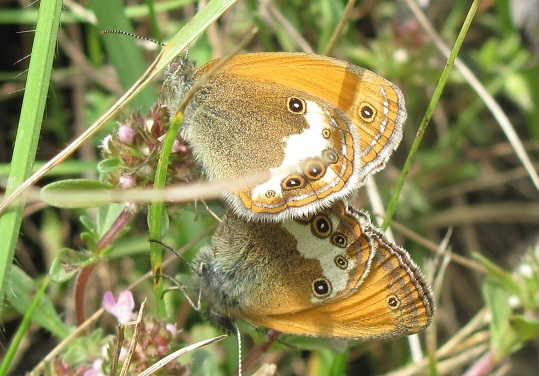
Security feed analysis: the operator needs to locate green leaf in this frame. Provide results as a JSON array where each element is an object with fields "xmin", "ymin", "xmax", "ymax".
[
  {"xmin": 80, "ymin": 214, "xmax": 98, "ymax": 234},
  {"xmin": 97, "ymin": 157, "xmax": 121, "ymax": 173},
  {"xmin": 96, "ymin": 203, "xmax": 127, "ymax": 237},
  {"xmin": 80, "ymin": 232, "xmax": 100, "ymax": 253},
  {"xmin": 7, "ymin": 266, "xmax": 69, "ymax": 338},
  {"xmin": 474, "ymin": 253, "xmax": 521, "ymax": 296},
  {"xmin": 508, "ymin": 316, "xmax": 539, "ymax": 344},
  {"xmin": 61, "ymin": 328, "xmax": 107, "ymax": 364},
  {"xmin": 41, "ymin": 179, "xmax": 113, "ymax": 208},
  {"xmin": 482, "ymin": 276, "xmax": 539, "ymax": 356},
  {"xmin": 483, "ymin": 278, "xmax": 511, "ymax": 351},
  {"xmin": 504, "ymin": 71, "xmax": 534, "ymax": 111},
  {"xmin": 49, "ymin": 248, "xmax": 97, "ymax": 283}
]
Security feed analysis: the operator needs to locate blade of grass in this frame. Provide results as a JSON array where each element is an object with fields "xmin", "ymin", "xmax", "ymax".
[
  {"xmin": 0, "ymin": 277, "xmax": 50, "ymax": 376},
  {"xmin": 0, "ymin": 0, "xmax": 62, "ymax": 316},
  {"xmin": 407, "ymin": 0, "xmax": 539, "ymax": 191},
  {"xmin": 0, "ymin": 0, "xmax": 238, "ymax": 215},
  {"xmin": 145, "ymin": 0, "xmax": 163, "ymax": 44},
  {"xmin": 382, "ymin": 0, "xmax": 481, "ymax": 230},
  {"xmin": 148, "ymin": 114, "xmax": 185, "ymax": 317},
  {"xmin": 0, "ymin": 0, "xmax": 196, "ymax": 25}
]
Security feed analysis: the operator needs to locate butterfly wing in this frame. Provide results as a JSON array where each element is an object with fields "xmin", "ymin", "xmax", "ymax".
[
  {"xmin": 196, "ymin": 202, "xmax": 374, "ymax": 323},
  {"xmin": 240, "ymin": 203, "xmax": 434, "ymax": 339},
  {"xmin": 198, "ymin": 201, "xmax": 433, "ymax": 339},
  {"xmin": 180, "ymin": 52, "xmax": 405, "ymax": 220},
  {"xmin": 203, "ymin": 52, "xmax": 406, "ymax": 180},
  {"xmin": 246, "ymin": 215, "xmax": 435, "ymax": 339}
]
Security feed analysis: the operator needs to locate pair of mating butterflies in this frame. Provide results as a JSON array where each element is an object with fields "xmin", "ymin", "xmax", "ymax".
[{"xmin": 165, "ymin": 52, "xmax": 434, "ymax": 340}]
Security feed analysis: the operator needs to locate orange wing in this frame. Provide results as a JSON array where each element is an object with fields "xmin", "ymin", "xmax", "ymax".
[{"xmin": 242, "ymin": 213, "xmax": 434, "ymax": 339}]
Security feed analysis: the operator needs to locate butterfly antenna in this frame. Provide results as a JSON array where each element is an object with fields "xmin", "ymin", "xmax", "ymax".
[
  {"xmin": 149, "ymin": 239, "xmax": 198, "ymax": 274},
  {"xmin": 149, "ymin": 239, "xmax": 203, "ymax": 311},
  {"xmin": 156, "ymin": 273, "xmax": 201, "ymax": 311},
  {"xmin": 234, "ymin": 322, "xmax": 243, "ymax": 376},
  {"xmin": 101, "ymin": 29, "xmax": 165, "ymax": 47}
]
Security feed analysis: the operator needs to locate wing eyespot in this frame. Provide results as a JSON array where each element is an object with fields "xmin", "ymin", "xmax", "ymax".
[
  {"xmin": 388, "ymin": 295, "xmax": 401, "ymax": 310},
  {"xmin": 322, "ymin": 149, "xmax": 338, "ymax": 164},
  {"xmin": 302, "ymin": 159, "xmax": 326, "ymax": 181},
  {"xmin": 311, "ymin": 214, "xmax": 332, "ymax": 238},
  {"xmin": 334, "ymin": 255, "xmax": 348, "ymax": 269},
  {"xmin": 265, "ymin": 190, "xmax": 276, "ymax": 198},
  {"xmin": 312, "ymin": 278, "xmax": 332, "ymax": 298},
  {"xmin": 287, "ymin": 97, "xmax": 306, "ymax": 114},
  {"xmin": 358, "ymin": 103, "xmax": 376, "ymax": 123},
  {"xmin": 281, "ymin": 175, "xmax": 307, "ymax": 191},
  {"xmin": 331, "ymin": 233, "xmax": 348, "ymax": 248}
]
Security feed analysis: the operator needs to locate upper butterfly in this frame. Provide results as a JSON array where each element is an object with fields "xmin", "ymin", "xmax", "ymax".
[{"xmin": 164, "ymin": 52, "xmax": 406, "ymax": 221}]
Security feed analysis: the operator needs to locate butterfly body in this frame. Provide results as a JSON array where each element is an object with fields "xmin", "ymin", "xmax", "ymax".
[
  {"xmin": 167, "ymin": 52, "xmax": 406, "ymax": 221},
  {"xmin": 194, "ymin": 201, "xmax": 434, "ymax": 339}
]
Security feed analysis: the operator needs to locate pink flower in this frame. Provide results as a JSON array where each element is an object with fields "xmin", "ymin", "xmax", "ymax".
[
  {"xmin": 119, "ymin": 175, "xmax": 135, "ymax": 189},
  {"xmin": 102, "ymin": 291, "xmax": 135, "ymax": 324},
  {"xmin": 166, "ymin": 323, "xmax": 178, "ymax": 337},
  {"xmin": 83, "ymin": 359, "xmax": 105, "ymax": 376},
  {"xmin": 118, "ymin": 125, "xmax": 135, "ymax": 145}
]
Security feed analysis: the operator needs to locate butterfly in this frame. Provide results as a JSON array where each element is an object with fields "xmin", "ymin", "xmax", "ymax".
[
  {"xmin": 164, "ymin": 52, "xmax": 406, "ymax": 222},
  {"xmin": 193, "ymin": 200, "xmax": 434, "ymax": 339}
]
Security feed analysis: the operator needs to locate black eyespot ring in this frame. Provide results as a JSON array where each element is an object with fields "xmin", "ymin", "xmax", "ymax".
[
  {"xmin": 331, "ymin": 233, "xmax": 348, "ymax": 248},
  {"xmin": 311, "ymin": 214, "xmax": 332, "ymax": 238},
  {"xmin": 312, "ymin": 278, "xmax": 331, "ymax": 297},
  {"xmin": 281, "ymin": 175, "xmax": 307, "ymax": 191},
  {"xmin": 287, "ymin": 97, "xmax": 306, "ymax": 114},
  {"xmin": 322, "ymin": 129, "xmax": 331, "ymax": 139},
  {"xmin": 358, "ymin": 103, "xmax": 376, "ymax": 122},
  {"xmin": 388, "ymin": 295, "xmax": 400, "ymax": 309},
  {"xmin": 334, "ymin": 255, "xmax": 348, "ymax": 269},
  {"xmin": 322, "ymin": 149, "xmax": 338, "ymax": 164},
  {"xmin": 302, "ymin": 159, "xmax": 326, "ymax": 180}
]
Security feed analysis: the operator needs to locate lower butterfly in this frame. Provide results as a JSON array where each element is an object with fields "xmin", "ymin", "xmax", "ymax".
[{"xmin": 194, "ymin": 201, "xmax": 434, "ymax": 339}]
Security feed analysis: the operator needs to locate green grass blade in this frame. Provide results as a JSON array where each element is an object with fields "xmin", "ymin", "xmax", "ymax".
[
  {"xmin": 0, "ymin": 276, "xmax": 50, "ymax": 376},
  {"xmin": 148, "ymin": 0, "xmax": 239, "ymax": 316},
  {"xmin": 382, "ymin": 0, "xmax": 480, "ymax": 230},
  {"xmin": 0, "ymin": 0, "xmax": 62, "ymax": 316}
]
